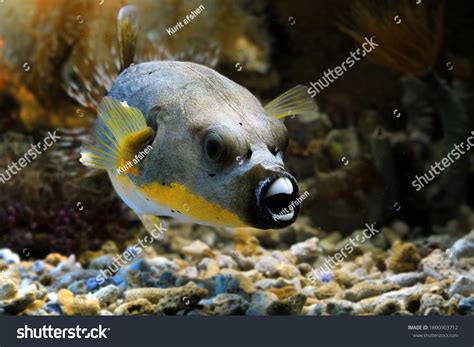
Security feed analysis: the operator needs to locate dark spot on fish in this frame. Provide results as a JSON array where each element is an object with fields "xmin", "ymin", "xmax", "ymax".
[
  {"xmin": 246, "ymin": 148, "xmax": 253, "ymax": 159},
  {"xmin": 209, "ymin": 173, "xmax": 216, "ymax": 177},
  {"xmin": 161, "ymin": 182, "xmax": 166, "ymax": 186},
  {"xmin": 239, "ymin": 122, "xmax": 243, "ymax": 126},
  {"xmin": 171, "ymin": 209, "xmax": 176, "ymax": 213},
  {"xmin": 148, "ymin": 71, "xmax": 153, "ymax": 75}
]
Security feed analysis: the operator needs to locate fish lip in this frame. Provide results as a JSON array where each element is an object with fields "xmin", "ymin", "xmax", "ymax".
[{"xmin": 254, "ymin": 172, "xmax": 300, "ymax": 229}]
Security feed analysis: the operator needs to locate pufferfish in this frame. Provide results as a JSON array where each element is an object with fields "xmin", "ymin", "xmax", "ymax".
[{"xmin": 79, "ymin": 6, "xmax": 315, "ymax": 230}]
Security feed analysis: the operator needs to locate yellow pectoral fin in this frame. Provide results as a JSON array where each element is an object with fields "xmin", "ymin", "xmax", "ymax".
[{"xmin": 140, "ymin": 182, "xmax": 247, "ymax": 227}]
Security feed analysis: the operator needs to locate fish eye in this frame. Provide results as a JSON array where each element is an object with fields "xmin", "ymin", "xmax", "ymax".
[
  {"xmin": 202, "ymin": 128, "xmax": 242, "ymax": 166},
  {"xmin": 204, "ymin": 132, "xmax": 226, "ymax": 162}
]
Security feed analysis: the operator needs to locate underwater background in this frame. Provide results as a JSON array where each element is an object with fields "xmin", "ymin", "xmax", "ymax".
[{"xmin": 0, "ymin": 0, "xmax": 474, "ymax": 316}]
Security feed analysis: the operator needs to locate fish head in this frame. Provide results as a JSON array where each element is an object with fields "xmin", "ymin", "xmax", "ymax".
[{"xmin": 139, "ymin": 64, "xmax": 300, "ymax": 229}]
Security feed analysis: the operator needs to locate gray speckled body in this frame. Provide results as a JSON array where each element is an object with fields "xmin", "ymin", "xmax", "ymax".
[{"xmin": 108, "ymin": 61, "xmax": 296, "ymax": 228}]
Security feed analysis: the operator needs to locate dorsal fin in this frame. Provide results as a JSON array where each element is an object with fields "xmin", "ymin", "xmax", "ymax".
[
  {"xmin": 80, "ymin": 96, "xmax": 153, "ymax": 171},
  {"xmin": 264, "ymin": 85, "xmax": 317, "ymax": 120},
  {"xmin": 118, "ymin": 5, "xmax": 139, "ymax": 72}
]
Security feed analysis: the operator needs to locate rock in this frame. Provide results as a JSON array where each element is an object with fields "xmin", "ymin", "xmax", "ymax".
[
  {"xmin": 420, "ymin": 249, "xmax": 455, "ymax": 279},
  {"xmin": 101, "ymin": 241, "xmax": 119, "ymax": 255},
  {"xmin": 181, "ymin": 266, "xmax": 199, "ymax": 279},
  {"xmin": 332, "ymin": 270, "xmax": 362, "ymax": 288},
  {"xmin": 290, "ymin": 237, "xmax": 322, "ymax": 263},
  {"xmin": 213, "ymin": 294, "xmax": 249, "ymax": 315},
  {"xmin": 450, "ymin": 231, "xmax": 474, "ymax": 259},
  {"xmin": 93, "ymin": 285, "xmax": 122, "ymax": 306},
  {"xmin": 254, "ymin": 278, "xmax": 293, "ymax": 290},
  {"xmin": 267, "ymin": 285, "xmax": 297, "ymax": 300},
  {"xmin": 255, "ymin": 255, "xmax": 299, "ymax": 279},
  {"xmin": 156, "ymin": 282, "xmax": 208, "ymax": 315},
  {"xmin": 114, "ymin": 299, "xmax": 156, "ymax": 315},
  {"xmin": 44, "ymin": 253, "xmax": 67, "ymax": 266},
  {"xmin": 88, "ymin": 255, "xmax": 114, "ymax": 270},
  {"xmin": 314, "ymin": 281, "xmax": 343, "ymax": 300},
  {"xmin": 182, "ymin": 240, "xmax": 215, "ymax": 258},
  {"xmin": 458, "ymin": 297, "xmax": 474, "ymax": 314},
  {"xmin": 216, "ymin": 254, "xmax": 238, "ymax": 269},
  {"xmin": 386, "ymin": 242, "xmax": 422, "ymax": 274},
  {"xmin": 344, "ymin": 282, "xmax": 399, "ymax": 302},
  {"xmin": 229, "ymin": 251, "xmax": 255, "ymax": 270},
  {"xmin": 0, "ymin": 249, "xmax": 20, "ymax": 264},
  {"xmin": 125, "ymin": 288, "xmax": 165, "ymax": 304},
  {"xmin": 384, "ymin": 272, "xmax": 426, "ymax": 287},
  {"xmin": 373, "ymin": 299, "xmax": 401, "ymax": 315},
  {"xmin": 215, "ymin": 275, "xmax": 241, "ymax": 295},
  {"xmin": 325, "ymin": 299, "xmax": 358, "ymax": 315},
  {"xmin": 57, "ymin": 289, "xmax": 100, "ymax": 315},
  {"xmin": 449, "ymin": 276, "xmax": 474, "ymax": 298},
  {"xmin": 147, "ymin": 257, "xmax": 180, "ymax": 272},
  {"xmin": 305, "ymin": 303, "xmax": 326, "ymax": 315},
  {"xmin": 0, "ymin": 281, "xmax": 40, "ymax": 314},
  {"xmin": 219, "ymin": 269, "xmax": 255, "ymax": 293},
  {"xmin": 419, "ymin": 293, "xmax": 447, "ymax": 315},
  {"xmin": 266, "ymin": 294, "xmax": 306, "ymax": 315},
  {"xmin": 246, "ymin": 291, "xmax": 278, "ymax": 315},
  {"xmin": 204, "ymin": 259, "xmax": 220, "ymax": 278},
  {"xmin": 255, "ymin": 255, "xmax": 280, "ymax": 277},
  {"xmin": 0, "ymin": 279, "xmax": 18, "ymax": 300}
]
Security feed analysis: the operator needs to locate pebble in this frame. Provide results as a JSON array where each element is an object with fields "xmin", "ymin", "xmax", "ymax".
[
  {"xmin": 125, "ymin": 287, "xmax": 165, "ymax": 304},
  {"xmin": 420, "ymin": 249, "xmax": 455, "ymax": 279},
  {"xmin": 0, "ymin": 279, "xmax": 18, "ymax": 300},
  {"xmin": 344, "ymin": 282, "xmax": 399, "ymax": 302},
  {"xmin": 290, "ymin": 237, "xmax": 322, "ymax": 263},
  {"xmin": 384, "ymin": 272, "xmax": 426, "ymax": 287},
  {"xmin": 450, "ymin": 232, "xmax": 474, "ymax": 259},
  {"xmin": 213, "ymin": 293, "xmax": 249, "ymax": 315},
  {"xmin": 57, "ymin": 289, "xmax": 100, "ymax": 315},
  {"xmin": 448, "ymin": 276, "xmax": 474, "ymax": 298},
  {"xmin": 246, "ymin": 291, "xmax": 278, "ymax": 315},
  {"xmin": 93, "ymin": 284, "xmax": 122, "ymax": 306},
  {"xmin": 325, "ymin": 299, "xmax": 359, "ymax": 315},
  {"xmin": 182, "ymin": 240, "xmax": 215, "ymax": 258},
  {"xmin": 0, "ymin": 249, "xmax": 20, "ymax": 264},
  {"xmin": 156, "ymin": 282, "xmax": 208, "ymax": 315},
  {"xmin": 114, "ymin": 298, "xmax": 156, "ymax": 315}
]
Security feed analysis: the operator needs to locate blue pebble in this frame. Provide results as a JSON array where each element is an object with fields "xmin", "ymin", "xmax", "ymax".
[
  {"xmin": 44, "ymin": 302, "xmax": 62, "ymax": 315},
  {"xmin": 216, "ymin": 275, "xmax": 240, "ymax": 295},
  {"xmin": 111, "ymin": 268, "xmax": 127, "ymax": 286},
  {"xmin": 458, "ymin": 297, "xmax": 474, "ymax": 313},
  {"xmin": 31, "ymin": 261, "xmax": 45, "ymax": 273},
  {"xmin": 86, "ymin": 277, "xmax": 99, "ymax": 290},
  {"xmin": 128, "ymin": 258, "xmax": 145, "ymax": 271},
  {"xmin": 320, "ymin": 271, "xmax": 333, "ymax": 284}
]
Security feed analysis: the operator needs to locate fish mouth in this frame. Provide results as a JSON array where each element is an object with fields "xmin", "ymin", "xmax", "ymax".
[{"xmin": 254, "ymin": 173, "xmax": 300, "ymax": 229}]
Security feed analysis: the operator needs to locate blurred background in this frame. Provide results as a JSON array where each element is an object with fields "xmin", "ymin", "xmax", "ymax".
[{"xmin": 0, "ymin": 0, "xmax": 474, "ymax": 258}]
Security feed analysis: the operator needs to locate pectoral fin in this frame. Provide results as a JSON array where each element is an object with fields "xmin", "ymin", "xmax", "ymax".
[
  {"xmin": 80, "ymin": 96, "xmax": 153, "ymax": 171},
  {"xmin": 264, "ymin": 85, "xmax": 316, "ymax": 120}
]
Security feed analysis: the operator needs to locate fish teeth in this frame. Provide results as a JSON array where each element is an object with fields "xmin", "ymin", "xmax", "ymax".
[
  {"xmin": 264, "ymin": 177, "xmax": 293, "ymax": 199},
  {"xmin": 274, "ymin": 210, "xmax": 294, "ymax": 221}
]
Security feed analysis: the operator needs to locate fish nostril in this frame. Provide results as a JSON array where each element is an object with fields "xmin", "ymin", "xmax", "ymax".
[
  {"xmin": 246, "ymin": 148, "xmax": 253, "ymax": 159},
  {"xmin": 269, "ymin": 145, "xmax": 280, "ymax": 156}
]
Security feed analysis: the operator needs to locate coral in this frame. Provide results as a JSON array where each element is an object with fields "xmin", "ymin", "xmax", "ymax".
[{"xmin": 339, "ymin": 1, "xmax": 444, "ymax": 77}]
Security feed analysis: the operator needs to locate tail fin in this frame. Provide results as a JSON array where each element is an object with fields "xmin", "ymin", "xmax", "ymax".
[{"xmin": 118, "ymin": 5, "xmax": 140, "ymax": 73}]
